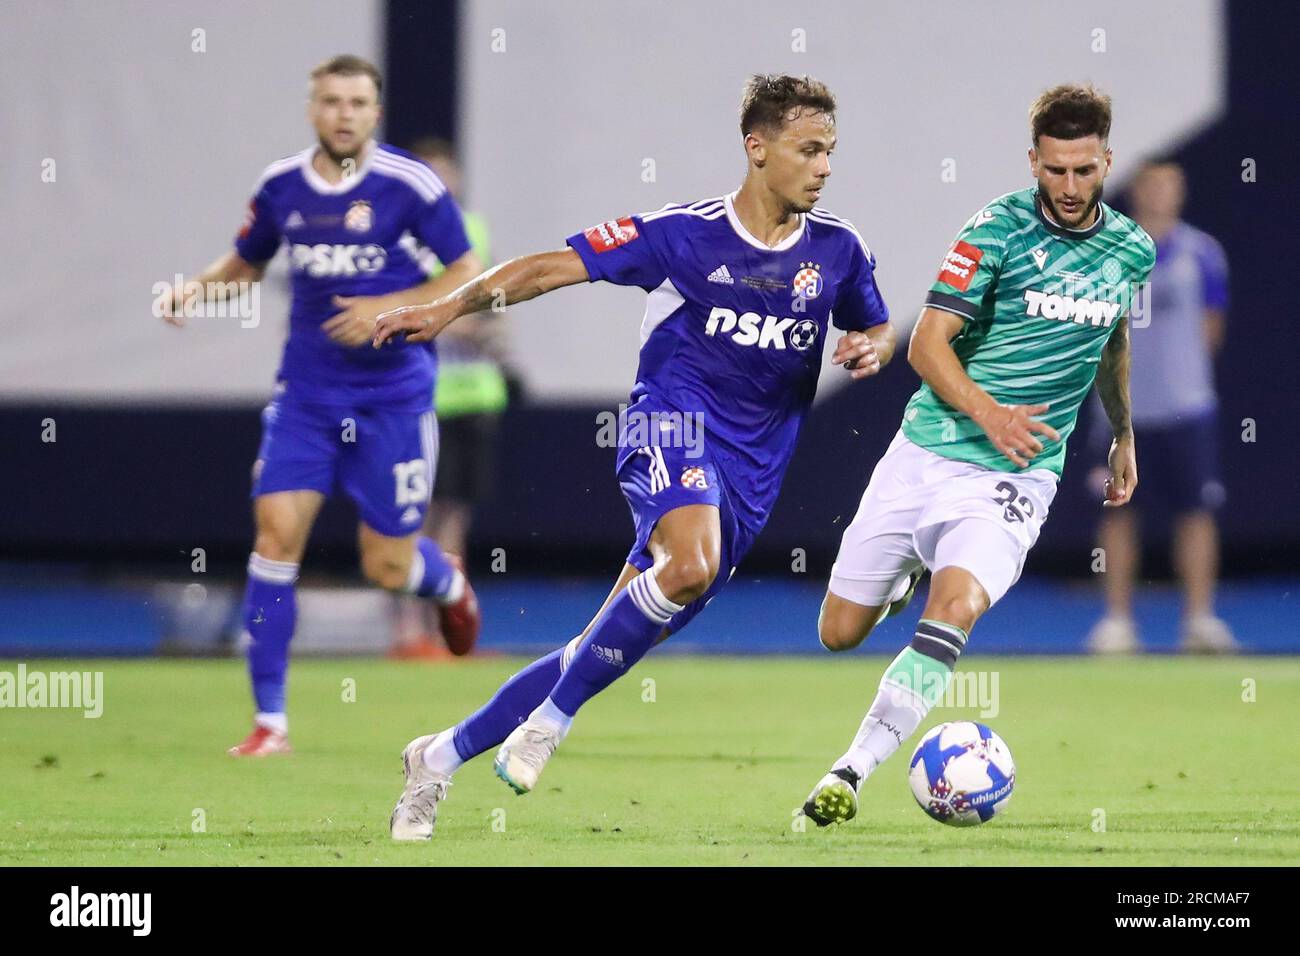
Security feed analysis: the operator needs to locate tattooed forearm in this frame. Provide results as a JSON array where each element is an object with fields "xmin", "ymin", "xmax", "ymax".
[{"xmin": 1096, "ymin": 316, "xmax": 1133, "ymax": 438}]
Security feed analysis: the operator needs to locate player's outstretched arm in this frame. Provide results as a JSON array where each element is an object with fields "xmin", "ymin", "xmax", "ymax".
[
  {"xmin": 159, "ymin": 251, "xmax": 266, "ymax": 327},
  {"xmin": 1095, "ymin": 316, "xmax": 1137, "ymax": 507},
  {"xmin": 908, "ymin": 306, "xmax": 1060, "ymax": 468},
  {"xmin": 372, "ymin": 248, "xmax": 590, "ymax": 347}
]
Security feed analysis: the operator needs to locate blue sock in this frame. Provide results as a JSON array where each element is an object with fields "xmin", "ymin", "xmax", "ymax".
[
  {"xmin": 548, "ymin": 569, "xmax": 683, "ymax": 717},
  {"xmin": 403, "ymin": 536, "xmax": 461, "ymax": 603},
  {"xmin": 451, "ymin": 648, "xmax": 564, "ymax": 761},
  {"xmin": 243, "ymin": 553, "xmax": 299, "ymax": 717}
]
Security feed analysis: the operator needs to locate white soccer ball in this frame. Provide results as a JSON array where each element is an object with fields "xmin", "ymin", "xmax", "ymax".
[{"xmin": 908, "ymin": 721, "xmax": 1015, "ymax": 826}]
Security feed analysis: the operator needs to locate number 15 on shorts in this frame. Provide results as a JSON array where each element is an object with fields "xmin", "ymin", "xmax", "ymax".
[{"xmin": 393, "ymin": 459, "xmax": 429, "ymax": 506}]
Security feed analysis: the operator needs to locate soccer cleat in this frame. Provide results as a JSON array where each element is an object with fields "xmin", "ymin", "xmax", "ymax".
[
  {"xmin": 1087, "ymin": 616, "xmax": 1139, "ymax": 655},
  {"xmin": 874, "ymin": 567, "xmax": 924, "ymax": 627},
  {"xmin": 493, "ymin": 721, "xmax": 561, "ymax": 795},
  {"xmin": 438, "ymin": 555, "xmax": 481, "ymax": 656},
  {"xmin": 1181, "ymin": 614, "xmax": 1240, "ymax": 655},
  {"xmin": 227, "ymin": 724, "xmax": 292, "ymax": 757},
  {"xmin": 390, "ymin": 734, "xmax": 453, "ymax": 841},
  {"xmin": 802, "ymin": 767, "xmax": 863, "ymax": 827}
]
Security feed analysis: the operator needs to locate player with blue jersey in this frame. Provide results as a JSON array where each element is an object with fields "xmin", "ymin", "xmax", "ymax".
[
  {"xmin": 161, "ymin": 56, "xmax": 484, "ymax": 756},
  {"xmin": 374, "ymin": 75, "xmax": 896, "ymax": 840}
]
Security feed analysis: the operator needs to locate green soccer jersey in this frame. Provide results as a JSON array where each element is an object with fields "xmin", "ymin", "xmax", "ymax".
[{"xmin": 901, "ymin": 187, "xmax": 1156, "ymax": 476}]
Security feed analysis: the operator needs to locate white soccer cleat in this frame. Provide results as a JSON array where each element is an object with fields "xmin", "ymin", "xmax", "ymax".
[
  {"xmin": 390, "ymin": 734, "xmax": 453, "ymax": 841},
  {"xmin": 801, "ymin": 767, "xmax": 862, "ymax": 827},
  {"xmin": 493, "ymin": 721, "xmax": 561, "ymax": 795},
  {"xmin": 1181, "ymin": 614, "xmax": 1240, "ymax": 655},
  {"xmin": 873, "ymin": 568, "xmax": 924, "ymax": 627},
  {"xmin": 1087, "ymin": 616, "xmax": 1139, "ymax": 655}
]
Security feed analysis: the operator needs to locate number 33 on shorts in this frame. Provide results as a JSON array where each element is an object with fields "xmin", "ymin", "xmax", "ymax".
[{"xmin": 979, "ymin": 475, "xmax": 1053, "ymax": 551}]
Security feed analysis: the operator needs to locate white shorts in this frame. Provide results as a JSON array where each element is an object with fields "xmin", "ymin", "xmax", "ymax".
[{"xmin": 829, "ymin": 430, "xmax": 1058, "ymax": 608}]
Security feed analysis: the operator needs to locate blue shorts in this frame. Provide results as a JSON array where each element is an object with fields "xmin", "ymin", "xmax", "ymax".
[
  {"xmin": 616, "ymin": 397, "xmax": 758, "ymax": 634},
  {"xmin": 252, "ymin": 389, "xmax": 438, "ymax": 538},
  {"xmin": 1133, "ymin": 410, "xmax": 1225, "ymax": 514}
]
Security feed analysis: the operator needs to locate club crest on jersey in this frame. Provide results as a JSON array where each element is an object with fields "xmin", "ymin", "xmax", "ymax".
[
  {"xmin": 793, "ymin": 262, "xmax": 823, "ymax": 299},
  {"xmin": 680, "ymin": 466, "xmax": 708, "ymax": 490},
  {"xmin": 344, "ymin": 200, "xmax": 373, "ymax": 232}
]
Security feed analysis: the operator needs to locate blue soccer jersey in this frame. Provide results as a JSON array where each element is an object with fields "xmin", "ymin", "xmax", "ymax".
[
  {"xmin": 235, "ymin": 142, "xmax": 472, "ymax": 410},
  {"xmin": 567, "ymin": 192, "xmax": 889, "ymax": 533}
]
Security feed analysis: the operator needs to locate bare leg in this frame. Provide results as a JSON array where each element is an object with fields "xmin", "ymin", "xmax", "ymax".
[{"xmin": 1173, "ymin": 510, "xmax": 1218, "ymax": 618}]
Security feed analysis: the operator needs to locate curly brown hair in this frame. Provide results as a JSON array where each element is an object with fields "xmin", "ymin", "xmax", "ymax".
[
  {"xmin": 1029, "ymin": 84, "xmax": 1112, "ymax": 144},
  {"xmin": 740, "ymin": 74, "xmax": 836, "ymax": 137}
]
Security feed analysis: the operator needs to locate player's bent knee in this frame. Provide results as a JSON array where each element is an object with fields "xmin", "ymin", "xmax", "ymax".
[
  {"xmin": 253, "ymin": 527, "xmax": 302, "ymax": 564},
  {"xmin": 656, "ymin": 554, "xmax": 718, "ymax": 605},
  {"xmin": 926, "ymin": 591, "xmax": 986, "ymax": 632}
]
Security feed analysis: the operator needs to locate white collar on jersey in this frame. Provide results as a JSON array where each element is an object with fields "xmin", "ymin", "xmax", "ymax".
[
  {"xmin": 723, "ymin": 190, "xmax": 806, "ymax": 252},
  {"xmin": 300, "ymin": 140, "xmax": 376, "ymax": 195}
]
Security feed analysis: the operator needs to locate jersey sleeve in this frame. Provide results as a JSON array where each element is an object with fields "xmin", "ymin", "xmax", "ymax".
[
  {"xmin": 1195, "ymin": 233, "xmax": 1229, "ymax": 311},
  {"xmin": 831, "ymin": 238, "xmax": 889, "ymax": 331},
  {"xmin": 565, "ymin": 214, "xmax": 669, "ymax": 290},
  {"xmin": 414, "ymin": 191, "xmax": 473, "ymax": 267},
  {"xmin": 923, "ymin": 205, "xmax": 1010, "ymax": 321},
  {"xmin": 233, "ymin": 188, "xmax": 281, "ymax": 264}
]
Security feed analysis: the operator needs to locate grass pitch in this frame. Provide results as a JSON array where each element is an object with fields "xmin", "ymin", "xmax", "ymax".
[{"xmin": 1, "ymin": 655, "xmax": 1296, "ymax": 866}]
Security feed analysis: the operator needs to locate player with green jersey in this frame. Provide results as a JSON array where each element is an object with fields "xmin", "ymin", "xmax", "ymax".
[
  {"xmin": 900, "ymin": 185, "xmax": 1153, "ymax": 476},
  {"xmin": 801, "ymin": 84, "xmax": 1156, "ymax": 827}
]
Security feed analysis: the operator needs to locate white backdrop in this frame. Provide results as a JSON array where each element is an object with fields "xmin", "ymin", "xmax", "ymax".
[
  {"xmin": 0, "ymin": 0, "xmax": 1223, "ymax": 403},
  {"xmin": 0, "ymin": 0, "xmax": 383, "ymax": 403}
]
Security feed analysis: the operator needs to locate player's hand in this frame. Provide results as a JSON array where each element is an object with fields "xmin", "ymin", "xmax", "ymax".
[
  {"xmin": 323, "ymin": 295, "xmax": 389, "ymax": 347},
  {"xmin": 158, "ymin": 281, "xmax": 194, "ymax": 328},
  {"xmin": 1102, "ymin": 434, "xmax": 1138, "ymax": 507},
  {"xmin": 974, "ymin": 402, "xmax": 1061, "ymax": 469},
  {"xmin": 831, "ymin": 332, "xmax": 881, "ymax": 379},
  {"xmin": 371, "ymin": 300, "xmax": 454, "ymax": 347}
]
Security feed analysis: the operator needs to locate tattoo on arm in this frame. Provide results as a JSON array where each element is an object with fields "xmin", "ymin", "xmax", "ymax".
[{"xmin": 1096, "ymin": 317, "xmax": 1132, "ymax": 438}]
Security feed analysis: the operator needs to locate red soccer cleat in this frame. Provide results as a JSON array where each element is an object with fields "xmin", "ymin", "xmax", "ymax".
[
  {"xmin": 227, "ymin": 725, "xmax": 293, "ymax": 757},
  {"xmin": 438, "ymin": 556, "xmax": 480, "ymax": 656}
]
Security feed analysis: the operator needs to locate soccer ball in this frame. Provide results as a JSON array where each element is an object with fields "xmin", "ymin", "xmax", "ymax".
[{"xmin": 908, "ymin": 721, "xmax": 1015, "ymax": 826}]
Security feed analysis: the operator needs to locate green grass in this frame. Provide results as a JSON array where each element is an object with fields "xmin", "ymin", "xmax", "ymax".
[{"xmin": 1, "ymin": 656, "xmax": 1297, "ymax": 866}]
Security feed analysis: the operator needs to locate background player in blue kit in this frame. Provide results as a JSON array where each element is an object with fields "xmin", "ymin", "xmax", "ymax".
[
  {"xmin": 1086, "ymin": 158, "xmax": 1237, "ymax": 654},
  {"xmin": 161, "ymin": 56, "xmax": 484, "ymax": 756},
  {"xmin": 373, "ymin": 74, "xmax": 898, "ymax": 841}
]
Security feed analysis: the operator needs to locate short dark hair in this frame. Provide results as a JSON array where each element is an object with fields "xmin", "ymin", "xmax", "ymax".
[
  {"xmin": 740, "ymin": 74, "xmax": 836, "ymax": 137},
  {"xmin": 409, "ymin": 137, "xmax": 457, "ymax": 163},
  {"xmin": 1029, "ymin": 84, "xmax": 1111, "ymax": 145},
  {"xmin": 1135, "ymin": 155, "xmax": 1183, "ymax": 175},
  {"xmin": 310, "ymin": 54, "xmax": 382, "ymax": 98}
]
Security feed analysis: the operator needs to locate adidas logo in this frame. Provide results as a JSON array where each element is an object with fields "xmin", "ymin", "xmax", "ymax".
[
  {"xmin": 707, "ymin": 264, "xmax": 734, "ymax": 285},
  {"xmin": 285, "ymin": 211, "xmax": 305, "ymax": 229},
  {"xmin": 591, "ymin": 644, "xmax": 625, "ymax": 666}
]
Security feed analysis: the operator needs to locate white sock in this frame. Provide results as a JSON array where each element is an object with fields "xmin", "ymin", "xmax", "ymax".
[
  {"xmin": 420, "ymin": 729, "xmax": 463, "ymax": 776},
  {"xmin": 255, "ymin": 711, "xmax": 288, "ymax": 735},
  {"xmin": 833, "ymin": 680, "xmax": 929, "ymax": 781},
  {"xmin": 529, "ymin": 696, "xmax": 574, "ymax": 739},
  {"xmin": 437, "ymin": 569, "xmax": 466, "ymax": 606}
]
